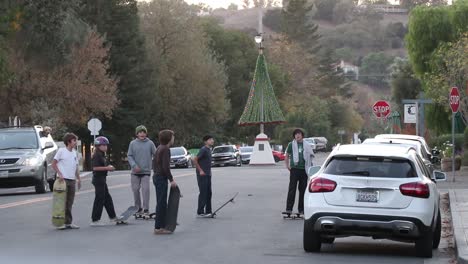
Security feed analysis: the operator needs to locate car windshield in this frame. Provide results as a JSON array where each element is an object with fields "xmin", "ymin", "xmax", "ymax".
[
  {"xmin": 213, "ymin": 146, "xmax": 233, "ymax": 153},
  {"xmin": 240, "ymin": 147, "xmax": 253, "ymax": 152},
  {"xmin": 324, "ymin": 156, "xmax": 417, "ymax": 178},
  {"xmin": 170, "ymin": 148, "xmax": 185, "ymax": 156},
  {"xmin": 0, "ymin": 131, "xmax": 38, "ymax": 150}
]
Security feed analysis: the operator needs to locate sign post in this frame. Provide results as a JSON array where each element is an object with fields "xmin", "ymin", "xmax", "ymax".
[
  {"xmin": 449, "ymin": 87, "xmax": 460, "ymax": 182},
  {"xmin": 87, "ymin": 118, "xmax": 102, "ymax": 144}
]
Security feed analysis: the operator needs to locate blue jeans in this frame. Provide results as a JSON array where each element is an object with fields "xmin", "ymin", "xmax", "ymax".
[
  {"xmin": 197, "ymin": 174, "xmax": 212, "ymax": 215},
  {"xmin": 153, "ymin": 176, "xmax": 168, "ymax": 229}
]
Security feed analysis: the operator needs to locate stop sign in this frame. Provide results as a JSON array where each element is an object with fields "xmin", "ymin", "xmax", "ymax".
[
  {"xmin": 450, "ymin": 87, "xmax": 460, "ymax": 113},
  {"xmin": 373, "ymin": 100, "xmax": 391, "ymax": 118}
]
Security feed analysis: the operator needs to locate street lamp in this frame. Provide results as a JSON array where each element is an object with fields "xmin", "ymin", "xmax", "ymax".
[{"xmin": 254, "ymin": 34, "xmax": 262, "ymax": 44}]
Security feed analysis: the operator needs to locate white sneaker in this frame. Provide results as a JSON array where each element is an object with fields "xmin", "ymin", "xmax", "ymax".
[
  {"xmin": 56, "ymin": 225, "xmax": 67, "ymax": 230},
  {"xmin": 90, "ymin": 220, "xmax": 106, "ymax": 227},
  {"xmin": 110, "ymin": 216, "xmax": 124, "ymax": 224},
  {"xmin": 66, "ymin": 224, "xmax": 80, "ymax": 229}
]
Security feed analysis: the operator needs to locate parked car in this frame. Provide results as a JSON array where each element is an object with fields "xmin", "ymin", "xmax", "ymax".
[
  {"xmin": 239, "ymin": 146, "xmax": 253, "ymax": 164},
  {"xmin": 0, "ymin": 126, "xmax": 58, "ymax": 193},
  {"xmin": 310, "ymin": 137, "xmax": 327, "ymax": 151},
  {"xmin": 304, "ymin": 144, "xmax": 446, "ymax": 258},
  {"xmin": 170, "ymin": 147, "xmax": 192, "ymax": 168},
  {"xmin": 303, "ymin": 138, "xmax": 317, "ymax": 152},
  {"xmin": 375, "ymin": 134, "xmax": 440, "ymax": 161},
  {"xmin": 272, "ymin": 150, "xmax": 285, "ymax": 162},
  {"xmin": 362, "ymin": 138, "xmax": 436, "ymax": 174},
  {"xmin": 212, "ymin": 145, "xmax": 241, "ymax": 167}
]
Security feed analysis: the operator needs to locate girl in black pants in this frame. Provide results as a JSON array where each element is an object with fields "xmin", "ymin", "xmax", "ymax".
[{"xmin": 91, "ymin": 136, "xmax": 119, "ymax": 226}]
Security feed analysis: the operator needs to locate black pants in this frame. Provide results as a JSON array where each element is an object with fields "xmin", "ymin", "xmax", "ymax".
[
  {"xmin": 91, "ymin": 177, "xmax": 116, "ymax": 222},
  {"xmin": 286, "ymin": 168, "xmax": 308, "ymax": 213},
  {"xmin": 197, "ymin": 174, "xmax": 212, "ymax": 215},
  {"xmin": 153, "ymin": 176, "xmax": 168, "ymax": 229}
]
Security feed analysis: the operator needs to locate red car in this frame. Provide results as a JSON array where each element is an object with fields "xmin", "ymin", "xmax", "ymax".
[{"xmin": 272, "ymin": 150, "xmax": 285, "ymax": 162}]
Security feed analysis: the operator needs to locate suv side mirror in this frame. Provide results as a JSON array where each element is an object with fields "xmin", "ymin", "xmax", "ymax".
[
  {"xmin": 307, "ymin": 166, "xmax": 321, "ymax": 177},
  {"xmin": 43, "ymin": 142, "xmax": 54, "ymax": 150},
  {"xmin": 431, "ymin": 149, "xmax": 440, "ymax": 157},
  {"xmin": 433, "ymin": 171, "xmax": 446, "ymax": 182}
]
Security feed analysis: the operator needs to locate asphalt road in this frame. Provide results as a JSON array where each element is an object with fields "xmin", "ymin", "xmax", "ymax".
[{"xmin": 0, "ymin": 153, "xmax": 454, "ymax": 264}]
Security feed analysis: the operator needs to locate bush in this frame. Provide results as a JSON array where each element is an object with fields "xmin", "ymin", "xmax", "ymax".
[{"xmin": 430, "ymin": 134, "xmax": 464, "ymax": 154}]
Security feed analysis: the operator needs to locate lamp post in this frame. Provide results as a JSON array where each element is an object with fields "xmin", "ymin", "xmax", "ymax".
[{"xmin": 254, "ymin": 34, "xmax": 265, "ymax": 134}]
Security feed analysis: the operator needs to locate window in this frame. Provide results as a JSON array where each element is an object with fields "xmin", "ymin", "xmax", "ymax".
[{"xmin": 324, "ymin": 156, "xmax": 417, "ymax": 178}]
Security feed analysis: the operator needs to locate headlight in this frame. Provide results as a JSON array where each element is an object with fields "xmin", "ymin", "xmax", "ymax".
[{"xmin": 22, "ymin": 156, "xmax": 42, "ymax": 166}]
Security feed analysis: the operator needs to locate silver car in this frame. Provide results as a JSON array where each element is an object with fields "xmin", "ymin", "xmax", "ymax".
[{"xmin": 0, "ymin": 126, "xmax": 58, "ymax": 193}]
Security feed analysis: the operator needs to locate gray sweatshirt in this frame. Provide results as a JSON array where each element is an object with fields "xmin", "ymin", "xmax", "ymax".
[{"xmin": 127, "ymin": 138, "xmax": 157, "ymax": 175}]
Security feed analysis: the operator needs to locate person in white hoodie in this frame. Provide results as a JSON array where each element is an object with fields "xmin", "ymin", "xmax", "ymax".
[{"xmin": 284, "ymin": 129, "xmax": 314, "ymax": 215}]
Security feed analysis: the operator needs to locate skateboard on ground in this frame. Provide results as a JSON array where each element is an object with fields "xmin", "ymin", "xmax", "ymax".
[
  {"xmin": 282, "ymin": 211, "xmax": 303, "ymax": 220},
  {"xmin": 116, "ymin": 206, "xmax": 139, "ymax": 224},
  {"xmin": 204, "ymin": 192, "xmax": 238, "ymax": 219},
  {"xmin": 135, "ymin": 211, "xmax": 156, "ymax": 220},
  {"xmin": 51, "ymin": 179, "xmax": 67, "ymax": 227},
  {"xmin": 164, "ymin": 186, "xmax": 182, "ymax": 232}
]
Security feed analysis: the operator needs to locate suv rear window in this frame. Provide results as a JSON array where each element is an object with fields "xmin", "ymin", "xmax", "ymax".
[
  {"xmin": 324, "ymin": 156, "xmax": 417, "ymax": 178},
  {"xmin": 0, "ymin": 131, "xmax": 38, "ymax": 149}
]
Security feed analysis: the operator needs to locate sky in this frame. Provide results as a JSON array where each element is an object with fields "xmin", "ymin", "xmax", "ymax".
[{"xmin": 184, "ymin": 0, "xmax": 254, "ymax": 9}]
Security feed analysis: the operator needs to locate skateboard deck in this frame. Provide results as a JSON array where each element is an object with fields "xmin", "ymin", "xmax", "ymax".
[
  {"xmin": 165, "ymin": 186, "xmax": 182, "ymax": 232},
  {"xmin": 51, "ymin": 180, "xmax": 67, "ymax": 227},
  {"xmin": 208, "ymin": 192, "xmax": 238, "ymax": 218},
  {"xmin": 116, "ymin": 206, "xmax": 139, "ymax": 224},
  {"xmin": 282, "ymin": 212, "xmax": 303, "ymax": 220}
]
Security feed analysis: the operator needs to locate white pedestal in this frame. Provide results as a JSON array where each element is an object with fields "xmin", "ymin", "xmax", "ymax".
[{"xmin": 249, "ymin": 133, "xmax": 275, "ymax": 165}]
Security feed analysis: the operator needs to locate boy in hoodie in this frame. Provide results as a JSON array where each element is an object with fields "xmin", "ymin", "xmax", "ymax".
[
  {"xmin": 284, "ymin": 129, "xmax": 314, "ymax": 216},
  {"xmin": 127, "ymin": 125, "xmax": 157, "ymax": 218}
]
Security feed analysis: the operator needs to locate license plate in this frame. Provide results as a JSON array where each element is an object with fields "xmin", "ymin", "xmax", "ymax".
[
  {"xmin": 356, "ymin": 190, "xmax": 379, "ymax": 203},
  {"xmin": 0, "ymin": 171, "xmax": 8, "ymax": 178}
]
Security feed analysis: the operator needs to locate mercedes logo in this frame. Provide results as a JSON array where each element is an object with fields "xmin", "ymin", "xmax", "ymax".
[{"xmin": 0, "ymin": 159, "xmax": 5, "ymax": 164}]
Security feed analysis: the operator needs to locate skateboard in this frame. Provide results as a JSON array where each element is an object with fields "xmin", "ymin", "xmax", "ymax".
[
  {"xmin": 135, "ymin": 211, "xmax": 156, "ymax": 220},
  {"xmin": 205, "ymin": 192, "xmax": 238, "ymax": 218},
  {"xmin": 282, "ymin": 212, "xmax": 304, "ymax": 220},
  {"xmin": 51, "ymin": 179, "xmax": 67, "ymax": 227},
  {"xmin": 116, "ymin": 206, "xmax": 139, "ymax": 224},
  {"xmin": 164, "ymin": 186, "xmax": 182, "ymax": 232}
]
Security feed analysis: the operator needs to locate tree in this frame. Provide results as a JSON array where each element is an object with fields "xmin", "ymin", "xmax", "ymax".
[
  {"xmin": 0, "ymin": 30, "xmax": 118, "ymax": 127},
  {"xmin": 80, "ymin": 0, "xmax": 156, "ymax": 167},
  {"xmin": 312, "ymin": 0, "xmax": 339, "ymax": 21},
  {"xmin": 360, "ymin": 52, "xmax": 394, "ymax": 88},
  {"xmin": 228, "ymin": 3, "xmax": 238, "ymax": 10},
  {"xmin": 390, "ymin": 57, "xmax": 422, "ymax": 111},
  {"xmin": 332, "ymin": 0, "xmax": 354, "ymax": 24},
  {"xmin": 263, "ymin": 9, "xmax": 282, "ymax": 32},
  {"xmin": 140, "ymin": 0, "xmax": 227, "ymax": 144},
  {"xmin": 281, "ymin": 0, "xmax": 321, "ymax": 53},
  {"xmin": 243, "ymin": 0, "xmax": 251, "ymax": 9}
]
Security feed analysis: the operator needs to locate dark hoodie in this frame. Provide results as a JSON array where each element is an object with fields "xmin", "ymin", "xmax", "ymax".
[{"xmin": 153, "ymin": 145, "xmax": 173, "ymax": 182}]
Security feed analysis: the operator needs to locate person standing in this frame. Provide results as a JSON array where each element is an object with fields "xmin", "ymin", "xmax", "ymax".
[
  {"xmin": 193, "ymin": 135, "xmax": 214, "ymax": 217},
  {"xmin": 52, "ymin": 133, "xmax": 81, "ymax": 230},
  {"xmin": 153, "ymin": 129, "xmax": 177, "ymax": 234},
  {"xmin": 284, "ymin": 129, "xmax": 314, "ymax": 215},
  {"xmin": 90, "ymin": 136, "xmax": 120, "ymax": 226},
  {"xmin": 127, "ymin": 125, "xmax": 156, "ymax": 218}
]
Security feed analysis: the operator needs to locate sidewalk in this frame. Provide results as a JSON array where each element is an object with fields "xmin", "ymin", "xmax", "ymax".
[{"xmin": 440, "ymin": 168, "xmax": 468, "ymax": 264}]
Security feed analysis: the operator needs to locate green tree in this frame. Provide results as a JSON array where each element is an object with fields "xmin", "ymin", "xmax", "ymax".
[
  {"xmin": 80, "ymin": 0, "xmax": 156, "ymax": 167},
  {"xmin": 281, "ymin": 0, "xmax": 321, "ymax": 53},
  {"xmin": 360, "ymin": 52, "xmax": 394, "ymax": 88},
  {"xmin": 390, "ymin": 57, "xmax": 422, "ymax": 112},
  {"xmin": 228, "ymin": 3, "xmax": 238, "ymax": 10}
]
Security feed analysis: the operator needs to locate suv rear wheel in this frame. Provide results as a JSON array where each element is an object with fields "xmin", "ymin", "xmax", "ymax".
[
  {"xmin": 35, "ymin": 168, "xmax": 49, "ymax": 194},
  {"xmin": 303, "ymin": 221, "xmax": 321, "ymax": 252},
  {"xmin": 415, "ymin": 228, "xmax": 433, "ymax": 258}
]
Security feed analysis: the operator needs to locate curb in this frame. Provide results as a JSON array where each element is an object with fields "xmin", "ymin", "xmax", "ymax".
[{"xmin": 449, "ymin": 190, "xmax": 468, "ymax": 264}]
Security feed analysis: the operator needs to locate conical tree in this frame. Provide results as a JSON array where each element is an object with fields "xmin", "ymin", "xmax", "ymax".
[{"xmin": 238, "ymin": 53, "xmax": 286, "ymax": 126}]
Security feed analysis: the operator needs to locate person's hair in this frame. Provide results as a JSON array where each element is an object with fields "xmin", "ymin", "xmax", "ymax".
[
  {"xmin": 63, "ymin": 133, "xmax": 78, "ymax": 146},
  {"xmin": 292, "ymin": 128, "xmax": 304, "ymax": 138},
  {"xmin": 203, "ymin": 135, "xmax": 213, "ymax": 142},
  {"xmin": 159, "ymin": 130, "xmax": 174, "ymax": 145}
]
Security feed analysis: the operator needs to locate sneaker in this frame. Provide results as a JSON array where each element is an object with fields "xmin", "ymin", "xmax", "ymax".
[
  {"xmin": 110, "ymin": 216, "xmax": 123, "ymax": 223},
  {"xmin": 90, "ymin": 220, "xmax": 107, "ymax": 227},
  {"xmin": 143, "ymin": 210, "xmax": 150, "ymax": 219},
  {"xmin": 56, "ymin": 225, "xmax": 67, "ymax": 230},
  {"xmin": 154, "ymin": 228, "xmax": 173, "ymax": 235},
  {"xmin": 284, "ymin": 210, "xmax": 292, "ymax": 214},
  {"xmin": 66, "ymin": 224, "xmax": 80, "ymax": 229},
  {"xmin": 197, "ymin": 213, "xmax": 206, "ymax": 218}
]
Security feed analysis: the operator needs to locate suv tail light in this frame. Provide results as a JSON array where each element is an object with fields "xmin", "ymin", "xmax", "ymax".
[
  {"xmin": 399, "ymin": 182, "xmax": 430, "ymax": 198},
  {"xmin": 309, "ymin": 177, "xmax": 337, "ymax": 193}
]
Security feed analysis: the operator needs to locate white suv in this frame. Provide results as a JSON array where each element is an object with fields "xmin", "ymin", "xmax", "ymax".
[{"xmin": 303, "ymin": 144, "xmax": 446, "ymax": 258}]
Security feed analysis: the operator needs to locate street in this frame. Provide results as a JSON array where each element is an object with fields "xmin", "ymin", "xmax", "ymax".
[{"xmin": 0, "ymin": 153, "xmax": 455, "ymax": 264}]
